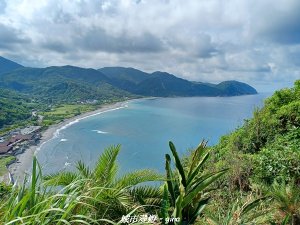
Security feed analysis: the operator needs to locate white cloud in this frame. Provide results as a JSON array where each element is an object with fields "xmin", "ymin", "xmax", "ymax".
[{"xmin": 0, "ymin": 0, "xmax": 299, "ymax": 91}]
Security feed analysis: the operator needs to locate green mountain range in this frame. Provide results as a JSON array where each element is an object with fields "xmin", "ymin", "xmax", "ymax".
[
  {"xmin": 99, "ymin": 67, "xmax": 257, "ymax": 97},
  {"xmin": 0, "ymin": 65, "xmax": 132, "ymax": 103},
  {"xmin": 0, "ymin": 57, "xmax": 257, "ymax": 103},
  {"xmin": 0, "ymin": 56, "xmax": 23, "ymax": 74}
]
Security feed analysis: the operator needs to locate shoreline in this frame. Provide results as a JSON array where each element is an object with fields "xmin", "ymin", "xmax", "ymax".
[{"xmin": 7, "ymin": 99, "xmax": 135, "ymax": 184}]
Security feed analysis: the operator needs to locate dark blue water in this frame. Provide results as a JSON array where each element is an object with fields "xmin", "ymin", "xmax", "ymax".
[{"xmin": 37, "ymin": 94, "xmax": 270, "ymax": 174}]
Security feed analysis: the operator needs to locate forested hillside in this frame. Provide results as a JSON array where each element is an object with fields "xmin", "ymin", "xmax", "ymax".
[
  {"xmin": 0, "ymin": 89, "xmax": 33, "ymax": 129},
  {"xmin": 200, "ymin": 80, "xmax": 300, "ymax": 224},
  {"xmin": 99, "ymin": 67, "xmax": 258, "ymax": 97},
  {"xmin": 0, "ymin": 56, "xmax": 23, "ymax": 74},
  {"xmin": 0, "ymin": 66, "xmax": 133, "ymax": 103}
]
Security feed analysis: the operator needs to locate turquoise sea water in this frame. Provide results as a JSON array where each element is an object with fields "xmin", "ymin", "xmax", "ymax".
[{"xmin": 37, "ymin": 94, "xmax": 270, "ymax": 174}]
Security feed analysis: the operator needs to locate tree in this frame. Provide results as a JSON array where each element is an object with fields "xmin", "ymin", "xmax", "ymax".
[
  {"xmin": 164, "ymin": 141, "xmax": 227, "ymax": 224},
  {"xmin": 44, "ymin": 145, "xmax": 163, "ymax": 221}
]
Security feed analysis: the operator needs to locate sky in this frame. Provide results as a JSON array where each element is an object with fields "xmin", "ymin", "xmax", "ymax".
[{"xmin": 0, "ymin": 0, "xmax": 299, "ymax": 92}]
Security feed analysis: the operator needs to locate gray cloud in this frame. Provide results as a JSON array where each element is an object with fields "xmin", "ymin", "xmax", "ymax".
[
  {"xmin": 40, "ymin": 40, "xmax": 72, "ymax": 53},
  {"xmin": 0, "ymin": 23, "xmax": 30, "ymax": 49},
  {"xmin": 253, "ymin": 0, "xmax": 300, "ymax": 45},
  {"xmin": 0, "ymin": 0, "xmax": 299, "ymax": 92},
  {"xmin": 76, "ymin": 28, "xmax": 165, "ymax": 53}
]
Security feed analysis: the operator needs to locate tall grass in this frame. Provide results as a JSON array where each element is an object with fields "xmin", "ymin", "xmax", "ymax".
[
  {"xmin": 1, "ymin": 157, "xmax": 102, "ymax": 224},
  {"xmin": 0, "ymin": 146, "xmax": 163, "ymax": 225}
]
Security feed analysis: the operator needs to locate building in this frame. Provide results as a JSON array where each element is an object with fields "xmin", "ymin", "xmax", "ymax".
[
  {"xmin": 0, "ymin": 141, "xmax": 10, "ymax": 147},
  {"xmin": 9, "ymin": 134, "xmax": 34, "ymax": 144},
  {"xmin": 0, "ymin": 145, "xmax": 12, "ymax": 154}
]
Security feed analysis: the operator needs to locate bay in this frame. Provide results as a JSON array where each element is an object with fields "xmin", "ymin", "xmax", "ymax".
[{"xmin": 37, "ymin": 93, "xmax": 270, "ymax": 174}]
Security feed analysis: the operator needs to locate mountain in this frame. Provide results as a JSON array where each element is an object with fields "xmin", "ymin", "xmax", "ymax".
[
  {"xmin": 0, "ymin": 57, "xmax": 257, "ymax": 105},
  {"xmin": 98, "ymin": 67, "xmax": 149, "ymax": 93},
  {"xmin": 0, "ymin": 65, "xmax": 133, "ymax": 103},
  {"xmin": 216, "ymin": 80, "xmax": 258, "ymax": 96},
  {"xmin": 0, "ymin": 56, "xmax": 23, "ymax": 74},
  {"xmin": 99, "ymin": 67, "xmax": 257, "ymax": 97},
  {"xmin": 99, "ymin": 67, "xmax": 149, "ymax": 84},
  {"xmin": 134, "ymin": 71, "xmax": 222, "ymax": 96}
]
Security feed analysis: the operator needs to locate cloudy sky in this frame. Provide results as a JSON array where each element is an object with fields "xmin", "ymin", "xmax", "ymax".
[{"xmin": 0, "ymin": 0, "xmax": 299, "ymax": 91}]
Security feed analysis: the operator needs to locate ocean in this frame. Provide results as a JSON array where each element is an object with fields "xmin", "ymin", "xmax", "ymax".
[{"xmin": 36, "ymin": 94, "xmax": 270, "ymax": 175}]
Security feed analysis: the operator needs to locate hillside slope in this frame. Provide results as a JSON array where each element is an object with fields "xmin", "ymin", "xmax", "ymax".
[
  {"xmin": 0, "ymin": 89, "xmax": 32, "ymax": 129},
  {"xmin": 210, "ymin": 79, "xmax": 300, "ymax": 191},
  {"xmin": 0, "ymin": 57, "xmax": 257, "ymax": 100},
  {"xmin": 0, "ymin": 56, "xmax": 23, "ymax": 74},
  {"xmin": 0, "ymin": 66, "xmax": 133, "ymax": 103},
  {"xmin": 99, "ymin": 67, "xmax": 258, "ymax": 96}
]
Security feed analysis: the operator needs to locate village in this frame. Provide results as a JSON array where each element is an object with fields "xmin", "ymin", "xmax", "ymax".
[{"xmin": 0, "ymin": 126, "xmax": 41, "ymax": 157}]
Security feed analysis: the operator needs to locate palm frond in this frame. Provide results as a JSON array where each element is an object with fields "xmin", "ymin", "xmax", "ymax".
[
  {"xmin": 43, "ymin": 171, "xmax": 78, "ymax": 186},
  {"xmin": 115, "ymin": 169, "xmax": 163, "ymax": 188},
  {"xmin": 76, "ymin": 161, "xmax": 91, "ymax": 178},
  {"xmin": 93, "ymin": 145, "xmax": 121, "ymax": 184},
  {"xmin": 129, "ymin": 186, "xmax": 163, "ymax": 206}
]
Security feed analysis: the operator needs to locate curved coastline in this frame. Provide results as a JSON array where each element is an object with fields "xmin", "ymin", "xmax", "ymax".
[{"xmin": 7, "ymin": 99, "xmax": 134, "ymax": 184}]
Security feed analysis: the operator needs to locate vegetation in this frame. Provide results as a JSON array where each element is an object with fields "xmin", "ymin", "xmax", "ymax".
[
  {"xmin": 0, "ymin": 70, "xmax": 299, "ymax": 224},
  {"xmin": 0, "ymin": 56, "xmax": 23, "ymax": 74},
  {"xmin": 43, "ymin": 145, "xmax": 163, "ymax": 221},
  {"xmin": 0, "ymin": 142, "xmax": 225, "ymax": 224},
  {"xmin": 201, "ymin": 80, "xmax": 300, "ymax": 224},
  {"xmin": 0, "ymin": 89, "xmax": 34, "ymax": 130},
  {"xmin": 162, "ymin": 141, "xmax": 227, "ymax": 224},
  {"xmin": 99, "ymin": 68, "xmax": 257, "ymax": 97},
  {"xmin": 41, "ymin": 104, "xmax": 99, "ymax": 126},
  {"xmin": 0, "ymin": 156, "xmax": 15, "ymax": 176}
]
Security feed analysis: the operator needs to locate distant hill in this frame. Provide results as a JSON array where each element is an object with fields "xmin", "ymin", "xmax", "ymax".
[
  {"xmin": 99, "ymin": 67, "xmax": 257, "ymax": 97},
  {"xmin": 0, "ymin": 57, "xmax": 257, "ymax": 105},
  {"xmin": 216, "ymin": 80, "xmax": 258, "ymax": 96},
  {"xmin": 0, "ymin": 65, "xmax": 133, "ymax": 103},
  {"xmin": 99, "ymin": 67, "xmax": 149, "ymax": 84},
  {"xmin": 0, "ymin": 56, "xmax": 23, "ymax": 74}
]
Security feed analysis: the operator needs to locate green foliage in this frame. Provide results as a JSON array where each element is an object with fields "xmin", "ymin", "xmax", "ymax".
[
  {"xmin": 164, "ymin": 141, "xmax": 227, "ymax": 224},
  {"xmin": 0, "ymin": 89, "xmax": 33, "ymax": 129},
  {"xmin": 0, "ymin": 156, "xmax": 16, "ymax": 176},
  {"xmin": 205, "ymin": 195, "xmax": 269, "ymax": 225},
  {"xmin": 0, "ymin": 157, "xmax": 99, "ymax": 224},
  {"xmin": 160, "ymin": 184, "xmax": 171, "ymax": 224},
  {"xmin": 253, "ymin": 128, "xmax": 300, "ymax": 184},
  {"xmin": 269, "ymin": 182, "xmax": 300, "ymax": 225},
  {"xmin": 209, "ymin": 80, "xmax": 300, "ymax": 189},
  {"xmin": 44, "ymin": 145, "xmax": 163, "ymax": 221},
  {"xmin": 200, "ymin": 80, "xmax": 300, "ymax": 224},
  {"xmin": 0, "ymin": 182, "xmax": 11, "ymax": 199}
]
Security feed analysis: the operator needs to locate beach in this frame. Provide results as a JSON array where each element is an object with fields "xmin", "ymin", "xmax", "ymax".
[{"xmin": 7, "ymin": 100, "xmax": 130, "ymax": 184}]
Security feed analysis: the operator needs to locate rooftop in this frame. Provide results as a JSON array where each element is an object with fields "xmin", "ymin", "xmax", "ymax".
[
  {"xmin": 9, "ymin": 134, "xmax": 34, "ymax": 143},
  {"xmin": 0, "ymin": 146, "xmax": 12, "ymax": 154},
  {"xmin": 0, "ymin": 141, "xmax": 10, "ymax": 147}
]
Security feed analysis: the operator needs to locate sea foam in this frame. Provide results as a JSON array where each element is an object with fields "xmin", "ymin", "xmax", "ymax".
[
  {"xmin": 92, "ymin": 130, "xmax": 108, "ymax": 134},
  {"xmin": 35, "ymin": 102, "xmax": 128, "ymax": 154}
]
